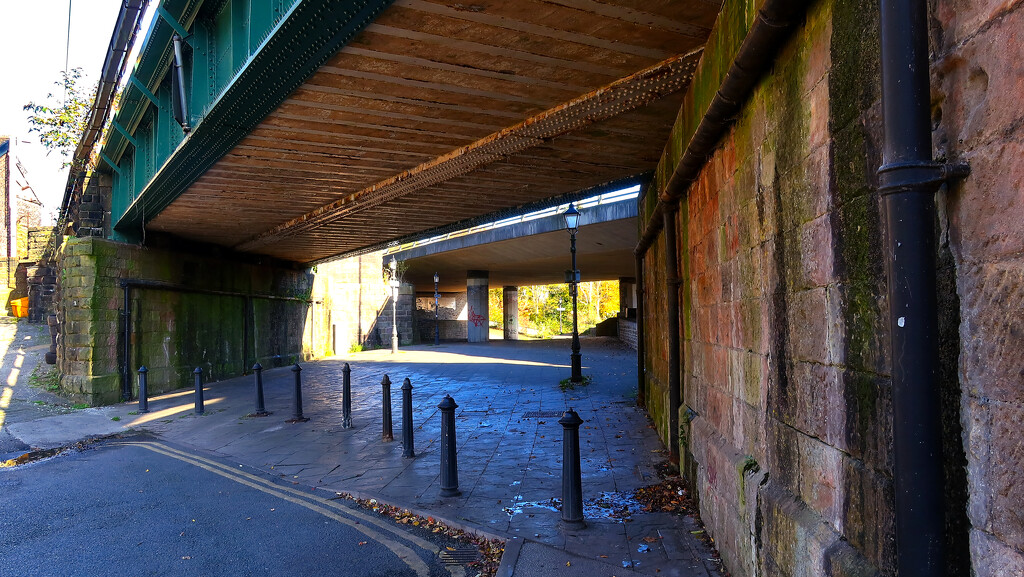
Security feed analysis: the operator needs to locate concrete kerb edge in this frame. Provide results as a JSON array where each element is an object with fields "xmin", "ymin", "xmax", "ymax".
[
  {"xmin": 324, "ymin": 485, "xmax": 513, "ymax": 544},
  {"xmin": 495, "ymin": 536, "xmax": 524, "ymax": 577}
]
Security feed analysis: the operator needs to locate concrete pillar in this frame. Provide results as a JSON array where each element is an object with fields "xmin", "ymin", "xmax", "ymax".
[
  {"xmin": 502, "ymin": 286, "xmax": 518, "ymax": 340},
  {"xmin": 398, "ymin": 283, "xmax": 415, "ymax": 345},
  {"xmin": 466, "ymin": 270, "xmax": 489, "ymax": 342},
  {"xmin": 618, "ymin": 276, "xmax": 636, "ymax": 317}
]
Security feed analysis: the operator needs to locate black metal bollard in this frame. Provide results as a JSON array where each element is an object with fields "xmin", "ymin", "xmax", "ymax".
[
  {"xmin": 194, "ymin": 367, "xmax": 205, "ymax": 415},
  {"xmin": 381, "ymin": 375, "xmax": 393, "ymax": 441},
  {"xmin": 252, "ymin": 362, "xmax": 269, "ymax": 416},
  {"xmin": 137, "ymin": 366, "xmax": 149, "ymax": 414},
  {"xmin": 287, "ymin": 363, "xmax": 309, "ymax": 423},
  {"xmin": 401, "ymin": 378, "xmax": 415, "ymax": 458},
  {"xmin": 559, "ymin": 408, "xmax": 586, "ymax": 529},
  {"xmin": 438, "ymin": 394, "xmax": 460, "ymax": 497},
  {"xmin": 341, "ymin": 363, "xmax": 353, "ymax": 429}
]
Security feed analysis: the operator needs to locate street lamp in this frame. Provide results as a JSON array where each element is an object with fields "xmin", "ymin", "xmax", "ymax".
[
  {"xmin": 563, "ymin": 203, "xmax": 582, "ymax": 383},
  {"xmin": 389, "ymin": 256, "xmax": 399, "ymax": 354},
  {"xmin": 434, "ymin": 272, "xmax": 440, "ymax": 346}
]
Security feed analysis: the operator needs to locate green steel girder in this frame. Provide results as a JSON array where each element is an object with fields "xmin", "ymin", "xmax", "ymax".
[
  {"xmin": 129, "ymin": 75, "xmax": 160, "ymax": 106},
  {"xmin": 112, "ymin": 121, "xmax": 139, "ymax": 148},
  {"xmin": 156, "ymin": 4, "xmax": 191, "ymax": 42},
  {"xmin": 113, "ymin": 0, "xmax": 395, "ymax": 236},
  {"xmin": 100, "ymin": 153, "xmax": 123, "ymax": 175},
  {"xmin": 104, "ymin": 0, "xmax": 204, "ymax": 164}
]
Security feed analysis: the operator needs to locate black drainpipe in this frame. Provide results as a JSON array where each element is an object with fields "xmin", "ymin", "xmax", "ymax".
[
  {"xmin": 663, "ymin": 206, "xmax": 681, "ymax": 460},
  {"xmin": 121, "ymin": 283, "xmax": 132, "ymax": 400},
  {"xmin": 878, "ymin": 1, "xmax": 969, "ymax": 575},
  {"xmin": 635, "ymin": 254, "xmax": 645, "ymax": 408}
]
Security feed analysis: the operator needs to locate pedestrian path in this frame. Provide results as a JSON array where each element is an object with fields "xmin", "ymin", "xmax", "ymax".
[{"xmin": 5, "ymin": 337, "xmax": 720, "ymax": 577}]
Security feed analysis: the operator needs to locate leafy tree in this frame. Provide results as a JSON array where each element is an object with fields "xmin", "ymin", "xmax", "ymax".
[{"xmin": 23, "ymin": 67, "xmax": 95, "ymax": 168}]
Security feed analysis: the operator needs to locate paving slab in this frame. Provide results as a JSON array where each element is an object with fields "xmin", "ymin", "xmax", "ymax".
[{"xmin": 3, "ymin": 336, "xmax": 722, "ymax": 577}]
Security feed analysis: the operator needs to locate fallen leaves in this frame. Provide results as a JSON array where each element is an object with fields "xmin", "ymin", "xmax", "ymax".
[
  {"xmin": 633, "ymin": 463, "xmax": 695, "ymax": 516},
  {"xmin": 340, "ymin": 493, "xmax": 505, "ymax": 577}
]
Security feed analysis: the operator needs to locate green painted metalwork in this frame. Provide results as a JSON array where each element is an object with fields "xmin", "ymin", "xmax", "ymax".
[
  {"xmin": 107, "ymin": 0, "xmax": 395, "ymax": 240},
  {"xmin": 157, "ymin": 4, "xmax": 191, "ymax": 43},
  {"xmin": 129, "ymin": 75, "xmax": 160, "ymax": 106},
  {"xmin": 100, "ymin": 152, "xmax": 122, "ymax": 175},
  {"xmin": 112, "ymin": 121, "xmax": 139, "ymax": 148}
]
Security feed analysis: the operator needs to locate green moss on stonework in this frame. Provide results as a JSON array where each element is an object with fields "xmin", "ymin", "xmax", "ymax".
[
  {"xmin": 649, "ymin": 0, "xmax": 761, "ymax": 198},
  {"xmin": 738, "ymin": 455, "xmax": 760, "ymax": 508},
  {"xmin": 829, "ymin": 0, "xmax": 880, "ymax": 132},
  {"xmin": 680, "ymin": 200, "xmax": 693, "ymax": 342}
]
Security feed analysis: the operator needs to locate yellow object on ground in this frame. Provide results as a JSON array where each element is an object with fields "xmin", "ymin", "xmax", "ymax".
[{"xmin": 10, "ymin": 297, "xmax": 28, "ymax": 318}]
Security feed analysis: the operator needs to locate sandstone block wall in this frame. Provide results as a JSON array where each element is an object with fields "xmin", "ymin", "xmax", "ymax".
[
  {"xmin": 638, "ymin": 0, "xmax": 928, "ymax": 574},
  {"xmin": 310, "ymin": 252, "xmax": 416, "ymax": 352},
  {"xmin": 57, "ymin": 237, "xmax": 313, "ymax": 404},
  {"xmin": 932, "ymin": 0, "xmax": 1024, "ymax": 572}
]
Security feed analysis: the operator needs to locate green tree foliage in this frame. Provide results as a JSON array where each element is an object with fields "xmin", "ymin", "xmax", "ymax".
[
  {"xmin": 23, "ymin": 67, "xmax": 95, "ymax": 168},
  {"xmin": 490, "ymin": 280, "xmax": 620, "ymax": 337}
]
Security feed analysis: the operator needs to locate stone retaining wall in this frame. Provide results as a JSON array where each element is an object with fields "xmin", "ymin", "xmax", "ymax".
[{"xmin": 57, "ymin": 237, "xmax": 313, "ymax": 405}]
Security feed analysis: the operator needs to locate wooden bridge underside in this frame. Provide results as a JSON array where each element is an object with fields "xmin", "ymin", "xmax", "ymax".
[{"xmin": 146, "ymin": 0, "xmax": 719, "ymax": 263}]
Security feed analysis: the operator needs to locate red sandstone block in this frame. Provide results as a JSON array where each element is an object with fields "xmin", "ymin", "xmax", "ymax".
[
  {"xmin": 947, "ymin": 140, "xmax": 1024, "ymax": 265},
  {"xmin": 797, "ymin": 434, "xmax": 846, "ymax": 533},
  {"xmin": 934, "ymin": 0, "xmax": 1020, "ymax": 51},
  {"xmin": 971, "ymin": 528, "xmax": 1024, "ymax": 577},
  {"xmin": 788, "ymin": 288, "xmax": 831, "ymax": 364},
  {"xmin": 958, "ymin": 261, "xmax": 1024, "ymax": 404},
  {"xmin": 965, "ymin": 397, "xmax": 1024, "ymax": 551},
  {"xmin": 805, "ymin": 11, "xmax": 832, "ymax": 93},
  {"xmin": 800, "ymin": 216, "xmax": 835, "ymax": 288}
]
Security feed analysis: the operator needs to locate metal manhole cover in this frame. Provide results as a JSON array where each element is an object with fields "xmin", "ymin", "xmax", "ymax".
[
  {"xmin": 440, "ymin": 546, "xmax": 480, "ymax": 565},
  {"xmin": 523, "ymin": 410, "xmax": 564, "ymax": 418}
]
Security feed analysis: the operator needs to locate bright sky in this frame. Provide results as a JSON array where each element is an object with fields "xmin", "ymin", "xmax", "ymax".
[{"xmin": 0, "ymin": 0, "xmax": 124, "ymax": 222}]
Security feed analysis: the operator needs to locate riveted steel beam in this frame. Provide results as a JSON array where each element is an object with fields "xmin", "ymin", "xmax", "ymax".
[
  {"xmin": 112, "ymin": 121, "xmax": 139, "ymax": 148},
  {"xmin": 114, "ymin": 0, "xmax": 396, "ymax": 234},
  {"xmin": 129, "ymin": 75, "xmax": 159, "ymax": 106},
  {"xmin": 157, "ymin": 5, "xmax": 191, "ymax": 43}
]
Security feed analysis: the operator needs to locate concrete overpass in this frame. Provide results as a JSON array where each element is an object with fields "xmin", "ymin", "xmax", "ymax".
[{"xmin": 393, "ymin": 182, "xmax": 640, "ymax": 293}]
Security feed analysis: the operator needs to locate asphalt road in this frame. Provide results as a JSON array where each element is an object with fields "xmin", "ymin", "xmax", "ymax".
[{"xmin": 0, "ymin": 437, "xmax": 473, "ymax": 577}]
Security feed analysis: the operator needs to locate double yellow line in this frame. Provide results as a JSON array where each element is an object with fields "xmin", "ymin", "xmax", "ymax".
[{"xmin": 111, "ymin": 441, "xmax": 465, "ymax": 577}]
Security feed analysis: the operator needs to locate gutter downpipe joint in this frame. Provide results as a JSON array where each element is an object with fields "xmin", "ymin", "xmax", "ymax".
[{"xmin": 878, "ymin": 1, "xmax": 969, "ymax": 576}]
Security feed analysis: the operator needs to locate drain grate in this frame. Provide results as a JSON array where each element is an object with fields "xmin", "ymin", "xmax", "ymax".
[
  {"xmin": 440, "ymin": 546, "xmax": 481, "ymax": 565},
  {"xmin": 523, "ymin": 410, "xmax": 564, "ymax": 418}
]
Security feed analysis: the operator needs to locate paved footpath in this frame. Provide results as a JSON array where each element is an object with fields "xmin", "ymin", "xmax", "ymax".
[{"xmin": 4, "ymin": 336, "xmax": 720, "ymax": 577}]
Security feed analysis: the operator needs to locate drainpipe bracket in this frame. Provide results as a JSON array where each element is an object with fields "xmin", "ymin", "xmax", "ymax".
[{"xmin": 877, "ymin": 160, "xmax": 970, "ymax": 196}]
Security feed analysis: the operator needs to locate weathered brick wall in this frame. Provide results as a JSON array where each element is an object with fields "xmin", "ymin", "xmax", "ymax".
[
  {"xmin": 932, "ymin": 1, "xmax": 1024, "ymax": 573},
  {"xmin": 415, "ymin": 292, "xmax": 468, "ymax": 342},
  {"xmin": 617, "ymin": 318, "xmax": 637, "ymax": 350},
  {"xmin": 57, "ymin": 237, "xmax": 313, "ymax": 405}
]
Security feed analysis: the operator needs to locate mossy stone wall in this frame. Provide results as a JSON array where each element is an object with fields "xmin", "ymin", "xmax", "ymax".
[
  {"xmin": 638, "ymin": 0, "xmax": 910, "ymax": 574},
  {"xmin": 57, "ymin": 236, "xmax": 313, "ymax": 405}
]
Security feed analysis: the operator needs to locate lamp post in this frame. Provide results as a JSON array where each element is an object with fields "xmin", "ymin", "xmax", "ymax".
[
  {"xmin": 389, "ymin": 256, "xmax": 399, "ymax": 354},
  {"xmin": 563, "ymin": 203, "xmax": 582, "ymax": 383},
  {"xmin": 434, "ymin": 272, "xmax": 440, "ymax": 346}
]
